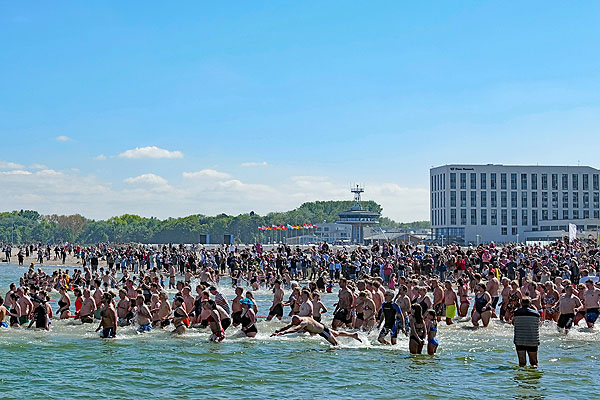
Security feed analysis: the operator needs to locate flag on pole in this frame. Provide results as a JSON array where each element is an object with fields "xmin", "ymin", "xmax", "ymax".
[{"xmin": 568, "ymin": 223, "xmax": 577, "ymax": 242}]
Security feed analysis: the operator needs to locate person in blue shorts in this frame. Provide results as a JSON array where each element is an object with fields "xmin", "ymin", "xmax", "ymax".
[{"xmin": 377, "ymin": 291, "xmax": 402, "ymax": 345}]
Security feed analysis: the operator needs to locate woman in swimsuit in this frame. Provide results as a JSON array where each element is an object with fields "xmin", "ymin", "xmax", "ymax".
[
  {"xmin": 425, "ymin": 310, "xmax": 438, "ymax": 355},
  {"xmin": 542, "ymin": 282, "xmax": 560, "ymax": 322},
  {"xmin": 457, "ymin": 278, "xmax": 470, "ymax": 317},
  {"xmin": 8, "ymin": 293, "xmax": 21, "ymax": 327},
  {"xmin": 245, "ymin": 291, "xmax": 259, "ymax": 314},
  {"xmin": 202, "ymin": 299, "xmax": 225, "ymax": 342},
  {"xmin": 57, "ymin": 286, "xmax": 72, "ymax": 319},
  {"xmin": 409, "ymin": 303, "xmax": 426, "ymax": 354},
  {"xmin": 172, "ymin": 296, "xmax": 189, "ymax": 335},
  {"xmin": 239, "ymin": 298, "xmax": 257, "ymax": 337},
  {"xmin": 471, "ymin": 283, "xmax": 492, "ymax": 327},
  {"xmin": 504, "ymin": 281, "xmax": 522, "ymax": 323},
  {"xmin": 73, "ymin": 287, "xmax": 83, "ymax": 316}
]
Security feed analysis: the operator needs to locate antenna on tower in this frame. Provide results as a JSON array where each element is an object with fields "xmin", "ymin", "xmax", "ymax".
[{"xmin": 351, "ymin": 184, "xmax": 364, "ymax": 210}]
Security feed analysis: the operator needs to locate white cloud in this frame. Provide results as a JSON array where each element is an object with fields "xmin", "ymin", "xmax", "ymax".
[
  {"xmin": 124, "ymin": 173, "xmax": 169, "ymax": 186},
  {"xmin": 29, "ymin": 164, "xmax": 47, "ymax": 170},
  {"xmin": 0, "ymin": 169, "xmax": 32, "ymax": 176},
  {"xmin": 94, "ymin": 154, "xmax": 107, "ymax": 161},
  {"xmin": 0, "ymin": 161, "xmax": 25, "ymax": 169},
  {"xmin": 56, "ymin": 135, "xmax": 71, "ymax": 142},
  {"xmin": 241, "ymin": 161, "xmax": 268, "ymax": 167},
  {"xmin": 118, "ymin": 146, "xmax": 183, "ymax": 159},
  {"xmin": 182, "ymin": 169, "xmax": 231, "ymax": 179}
]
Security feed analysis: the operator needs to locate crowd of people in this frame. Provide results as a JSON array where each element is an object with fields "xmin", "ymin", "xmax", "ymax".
[{"xmin": 1, "ymin": 238, "xmax": 599, "ymax": 365}]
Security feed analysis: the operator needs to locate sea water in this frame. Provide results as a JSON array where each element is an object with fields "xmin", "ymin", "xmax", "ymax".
[{"xmin": 0, "ymin": 263, "xmax": 598, "ymax": 400}]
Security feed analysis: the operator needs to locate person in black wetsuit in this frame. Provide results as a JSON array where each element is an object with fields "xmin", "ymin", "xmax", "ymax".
[
  {"xmin": 377, "ymin": 291, "xmax": 402, "ymax": 345},
  {"xmin": 28, "ymin": 296, "xmax": 49, "ymax": 330}
]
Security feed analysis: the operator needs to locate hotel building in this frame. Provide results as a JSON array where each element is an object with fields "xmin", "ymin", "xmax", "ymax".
[{"xmin": 430, "ymin": 164, "xmax": 600, "ymax": 244}]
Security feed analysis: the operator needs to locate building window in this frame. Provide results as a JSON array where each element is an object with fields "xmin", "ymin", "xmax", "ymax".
[
  {"xmin": 563, "ymin": 210, "xmax": 569, "ymax": 219},
  {"xmin": 450, "ymin": 191, "xmax": 456, "ymax": 207},
  {"xmin": 573, "ymin": 192, "xmax": 579, "ymax": 208},
  {"xmin": 521, "ymin": 174, "xmax": 527, "ymax": 190},
  {"xmin": 573, "ymin": 209, "xmax": 579, "ymax": 219},
  {"xmin": 584, "ymin": 210, "xmax": 590, "ymax": 219},
  {"xmin": 461, "ymin": 209, "xmax": 467, "ymax": 225},
  {"xmin": 541, "ymin": 174, "xmax": 548, "ymax": 190},
  {"xmin": 583, "ymin": 174, "xmax": 589, "ymax": 190},
  {"xmin": 542, "ymin": 192, "xmax": 548, "ymax": 208},
  {"xmin": 542, "ymin": 210, "xmax": 549, "ymax": 220},
  {"xmin": 491, "ymin": 209, "xmax": 497, "ymax": 225},
  {"xmin": 470, "ymin": 173, "xmax": 476, "ymax": 189},
  {"xmin": 511, "ymin": 173, "xmax": 517, "ymax": 190},
  {"xmin": 491, "ymin": 173, "xmax": 497, "ymax": 189},
  {"xmin": 450, "ymin": 209, "xmax": 456, "ymax": 225},
  {"xmin": 501, "ymin": 209, "xmax": 507, "ymax": 226},
  {"xmin": 595, "ymin": 210, "xmax": 600, "ymax": 219},
  {"xmin": 480, "ymin": 173, "xmax": 487, "ymax": 189},
  {"xmin": 481, "ymin": 209, "xmax": 487, "ymax": 225},
  {"xmin": 552, "ymin": 210, "xmax": 558, "ymax": 220},
  {"xmin": 521, "ymin": 192, "xmax": 527, "ymax": 208},
  {"xmin": 532, "ymin": 210, "xmax": 538, "ymax": 226},
  {"xmin": 481, "ymin": 191, "xmax": 487, "ymax": 207},
  {"xmin": 460, "ymin": 173, "xmax": 466, "ymax": 189},
  {"xmin": 450, "ymin": 173, "xmax": 456, "ymax": 189},
  {"xmin": 511, "ymin": 192, "xmax": 517, "ymax": 208},
  {"xmin": 460, "ymin": 191, "xmax": 467, "ymax": 207},
  {"xmin": 593, "ymin": 192, "xmax": 599, "ymax": 209},
  {"xmin": 572, "ymin": 174, "xmax": 579, "ymax": 190},
  {"xmin": 552, "ymin": 192, "xmax": 558, "ymax": 208},
  {"xmin": 522, "ymin": 209, "xmax": 527, "ymax": 225},
  {"xmin": 501, "ymin": 191, "xmax": 507, "ymax": 208},
  {"xmin": 512, "ymin": 227, "xmax": 518, "ymax": 235},
  {"xmin": 532, "ymin": 192, "xmax": 538, "ymax": 208},
  {"xmin": 501, "ymin": 227, "xmax": 507, "ymax": 235},
  {"xmin": 562, "ymin": 174, "xmax": 568, "ymax": 190},
  {"xmin": 501, "ymin": 173, "xmax": 507, "ymax": 190},
  {"xmin": 583, "ymin": 192, "xmax": 589, "ymax": 208},
  {"xmin": 471, "ymin": 209, "xmax": 477, "ymax": 225},
  {"xmin": 470, "ymin": 191, "xmax": 477, "ymax": 207},
  {"xmin": 562, "ymin": 192, "xmax": 569, "ymax": 208},
  {"xmin": 531, "ymin": 173, "xmax": 537, "ymax": 190},
  {"xmin": 491, "ymin": 191, "xmax": 497, "ymax": 207},
  {"xmin": 511, "ymin": 209, "xmax": 517, "ymax": 225},
  {"xmin": 551, "ymin": 174, "xmax": 558, "ymax": 190},
  {"xmin": 594, "ymin": 174, "xmax": 599, "ymax": 191}
]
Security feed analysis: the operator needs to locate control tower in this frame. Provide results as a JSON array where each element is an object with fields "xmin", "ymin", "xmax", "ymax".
[{"xmin": 336, "ymin": 185, "xmax": 380, "ymax": 244}]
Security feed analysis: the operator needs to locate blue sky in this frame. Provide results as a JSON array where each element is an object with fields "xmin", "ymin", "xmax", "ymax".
[{"xmin": 1, "ymin": 2, "xmax": 600, "ymax": 221}]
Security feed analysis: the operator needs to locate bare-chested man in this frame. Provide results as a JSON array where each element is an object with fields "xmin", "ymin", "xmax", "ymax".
[
  {"xmin": 16, "ymin": 288, "xmax": 33, "ymax": 326},
  {"xmin": 182, "ymin": 287, "xmax": 195, "ymax": 315},
  {"xmin": 333, "ymin": 278, "xmax": 353, "ymax": 329},
  {"xmin": 79, "ymin": 289, "xmax": 96, "ymax": 324},
  {"xmin": 486, "ymin": 272, "xmax": 500, "ymax": 318},
  {"xmin": 298, "ymin": 289, "xmax": 314, "ymax": 317},
  {"xmin": 443, "ymin": 281, "xmax": 458, "ymax": 325},
  {"xmin": 154, "ymin": 291, "xmax": 172, "ymax": 328},
  {"xmin": 231, "ymin": 286, "xmax": 244, "ymax": 326},
  {"xmin": 583, "ymin": 280, "xmax": 600, "ymax": 328},
  {"xmin": 135, "ymin": 295, "xmax": 152, "ymax": 333},
  {"xmin": 432, "ymin": 280, "xmax": 444, "ymax": 322},
  {"xmin": 499, "ymin": 277, "xmax": 511, "ymax": 322},
  {"xmin": 271, "ymin": 315, "xmax": 361, "ymax": 346},
  {"xmin": 266, "ymin": 280, "xmax": 284, "ymax": 321},
  {"xmin": 116, "ymin": 289, "xmax": 131, "ymax": 326},
  {"xmin": 556, "ymin": 285, "xmax": 582, "ymax": 334}
]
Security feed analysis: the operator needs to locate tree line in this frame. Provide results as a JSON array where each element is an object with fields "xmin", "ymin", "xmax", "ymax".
[{"xmin": 0, "ymin": 201, "xmax": 430, "ymax": 245}]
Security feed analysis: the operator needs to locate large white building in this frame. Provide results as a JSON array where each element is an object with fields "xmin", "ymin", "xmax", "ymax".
[{"xmin": 430, "ymin": 164, "xmax": 600, "ymax": 244}]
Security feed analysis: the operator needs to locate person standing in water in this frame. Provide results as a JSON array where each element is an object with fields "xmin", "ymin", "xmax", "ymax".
[
  {"xmin": 96, "ymin": 292, "xmax": 117, "ymax": 338},
  {"xmin": 513, "ymin": 297, "xmax": 540, "ymax": 368},
  {"xmin": 409, "ymin": 303, "xmax": 426, "ymax": 354},
  {"xmin": 239, "ymin": 298, "xmax": 257, "ymax": 338},
  {"xmin": 556, "ymin": 285, "xmax": 581, "ymax": 334}
]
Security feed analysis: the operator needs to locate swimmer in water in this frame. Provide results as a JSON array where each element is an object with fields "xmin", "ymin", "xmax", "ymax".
[
  {"xmin": 271, "ymin": 315, "xmax": 361, "ymax": 346},
  {"xmin": 96, "ymin": 292, "xmax": 117, "ymax": 338}
]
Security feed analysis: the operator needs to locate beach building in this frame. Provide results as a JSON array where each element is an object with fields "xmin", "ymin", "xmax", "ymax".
[
  {"xmin": 430, "ymin": 164, "xmax": 600, "ymax": 244},
  {"xmin": 337, "ymin": 185, "xmax": 380, "ymax": 244}
]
